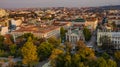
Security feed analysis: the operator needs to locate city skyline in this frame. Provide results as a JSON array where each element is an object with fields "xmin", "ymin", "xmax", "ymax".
[{"xmin": 0, "ymin": 0, "xmax": 120, "ymax": 8}]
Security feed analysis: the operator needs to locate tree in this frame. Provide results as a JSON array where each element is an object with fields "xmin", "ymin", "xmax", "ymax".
[
  {"xmin": 101, "ymin": 52, "xmax": 110, "ymax": 60},
  {"xmin": 60, "ymin": 27, "xmax": 66, "ymax": 42},
  {"xmin": 0, "ymin": 35, "xmax": 4, "ymax": 49},
  {"xmin": 64, "ymin": 42, "xmax": 72, "ymax": 53},
  {"xmin": 50, "ymin": 41, "xmax": 95, "ymax": 67},
  {"xmin": 83, "ymin": 27, "xmax": 92, "ymax": 41},
  {"xmin": 22, "ymin": 33, "xmax": 34, "ymax": 39},
  {"xmin": 114, "ymin": 51, "xmax": 120, "ymax": 61},
  {"xmin": 47, "ymin": 37, "xmax": 60, "ymax": 48},
  {"xmin": 0, "ymin": 49, "xmax": 5, "ymax": 57},
  {"xmin": 3, "ymin": 35, "xmax": 13, "ymax": 46},
  {"xmin": 9, "ymin": 44, "xmax": 17, "ymax": 56},
  {"xmin": 21, "ymin": 37, "xmax": 38, "ymax": 66},
  {"xmin": 100, "ymin": 35, "xmax": 114, "ymax": 52},
  {"xmin": 37, "ymin": 42, "xmax": 53, "ymax": 61},
  {"xmin": 97, "ymin": 57, "xmax": 107, "ymax": 67},
  {"xmin": 107, "ymin": 59, "xmax": 117, "ymax": 67},
  {"xmin": 76, "ymin": 41, "xmax": 96, "ymax": 61},
  {"xmin": 50, "ymin": 48, "xmax": 64, "ymax": 67},
  {"xmin": 72, "ymin": 54, "xmax": 82, "ymax": 67},
  {"xmin": 32, "ymin": 37, "xmax": 46, "ymax": 46},
  {"xmin": 96, "ymin": 57, "xmax": 117, "ymax": 67},
  {"xmin": 64, "ymin": 53, "xmax": 72, "ymax": 67}
]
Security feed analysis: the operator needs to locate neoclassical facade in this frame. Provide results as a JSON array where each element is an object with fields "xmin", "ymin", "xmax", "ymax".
[
  {"xmin": 97, "ymin": 29, "xmax": 120, "ymax": 49},
  {"xmin": 66, "ymin": 28, "xmax": 85, "ymax": 43}
]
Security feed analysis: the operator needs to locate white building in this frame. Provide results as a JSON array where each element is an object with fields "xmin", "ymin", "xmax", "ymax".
[
  {"xmin": 97, "ymin": 29, "xmax": 120, "ymax": 49},
  {"xmin": 66, "ymin": 28, "xmax": 85, "ymax": 43}
]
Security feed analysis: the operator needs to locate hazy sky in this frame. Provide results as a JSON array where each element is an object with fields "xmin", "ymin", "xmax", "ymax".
[{"xmin": 0, "ymin": 0, "xmax": 120, "ymax": 8}]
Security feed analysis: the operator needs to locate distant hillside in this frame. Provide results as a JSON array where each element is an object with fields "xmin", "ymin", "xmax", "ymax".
[{"xmin": 99, "ymin": 5, "xmax": 120, "ymax": 10}]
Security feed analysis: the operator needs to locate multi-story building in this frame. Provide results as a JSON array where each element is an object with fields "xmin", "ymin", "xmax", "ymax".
[
  {"xmin": 11, "ymin": 25, "xmax": 60, "ymax": 42},
  {"xmin": 97, "ymin": 29, "xmax": 120, "ymax": 49}
]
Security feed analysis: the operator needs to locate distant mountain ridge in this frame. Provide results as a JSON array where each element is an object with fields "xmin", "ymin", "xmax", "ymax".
[{"xmin": 99, "ymin": 5, "xmax": 120, "ymax": 10}]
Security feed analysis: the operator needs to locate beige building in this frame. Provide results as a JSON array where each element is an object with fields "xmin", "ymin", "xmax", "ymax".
[
  {"xmin": 85, "ymin": 18, "xmax": 98, "ymax": 31},
  {"xmin": 11, "ymin": 25, "xmax": 60, "ymax": 40},
  {"xmin": 0, "ymin": 27, "xmax": 9, "ymax": 35}
]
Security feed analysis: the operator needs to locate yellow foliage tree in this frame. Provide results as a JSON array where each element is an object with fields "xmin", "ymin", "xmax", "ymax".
[{"xmin": 21, "ymin": 37, "xmax": 38, "ymax": 66}]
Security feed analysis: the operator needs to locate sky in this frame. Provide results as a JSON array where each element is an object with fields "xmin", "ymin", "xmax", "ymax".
[{"xmin": 0, "ymin": 0, "xmax": 120, "ymax": 8}]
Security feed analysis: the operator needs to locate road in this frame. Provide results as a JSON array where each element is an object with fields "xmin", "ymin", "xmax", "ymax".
[{"xmin": 86, "ymin": 31, "xmax": 97, "ymax": 49}]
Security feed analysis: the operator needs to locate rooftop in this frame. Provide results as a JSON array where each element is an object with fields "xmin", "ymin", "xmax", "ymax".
[{"xmin": 12, "ymin": 25, "xmax": 60, "ymax": 33}]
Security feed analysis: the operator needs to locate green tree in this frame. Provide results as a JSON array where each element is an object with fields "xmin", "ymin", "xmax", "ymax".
[
  {"xmin": 38, "ymin": 42, "xmax": 53, "ymax": 60},
  {"xmin": 0, "ymin": 50, "xmax": 5, "ymax": 57},
  {"xmin": 21, "ymin": 37, "xmax": 38, "ymax": 66},
  {"xmin": 100, "ymin": 35, "xmax": 114, "ymax": 52},
  {"xmin": 102, "ymin": 52, "xmax": 110, "ymax": 60},
  {"xmin": 48, "ymin": 37, "xmax": 60, "ymax": 48},
  {"xmin": 9, "ymin": 44, "xmax": 17, "ymax": 56},
  {"xmin": 22, "ymin": 33, "xmax": 34, "ymax": 39},
  {"xmin": 60, "ymin": 27, "xmax": 66, "ymax": 42},
  {"xmin": 0, "ymin": 35, "xmax": 4, "ymax": 49},
  {"xmin": 83, "ymin": 27, "xmax": 91, "ymax": 41}
]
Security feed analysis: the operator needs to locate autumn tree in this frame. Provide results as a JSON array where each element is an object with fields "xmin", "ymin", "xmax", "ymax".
[
  {"xmin": 114, "ymin": 51, "xmax": 120, "ymax": 61},
  {"xmin": 97, "ymin": 57, "xmax": 107, "ymax": 67},
  {"xmin": 21, "ymin": 37, "xmax": 38, "ymax": 66},
  {"xmin": 50, "ymin": 48, "xmax": 64, "ymax": 67},
  {"xmin": 64, "ymin": 42, "xmax": 72, "ymax": 53},
  {"xmin": 3, "ymin": 35, "xmax": 13, "ymax": 46},
  {"xmin": 50, "ymin": 41, "xmax": 95, "ymax": 67},
  {"xmin": 107, "ymin": 59, "xmax": 117, "ymax": 67},
  {"xmin": 50, "ymin": 41, "xmax": 117, "ymax": 67},
  {"xmin": 96, "ymin": 57, "xmax": 117, "ymax": 67},
  {"xmin": 76, "ymin": 41, "xmax": 96, "ymax": 61}
]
